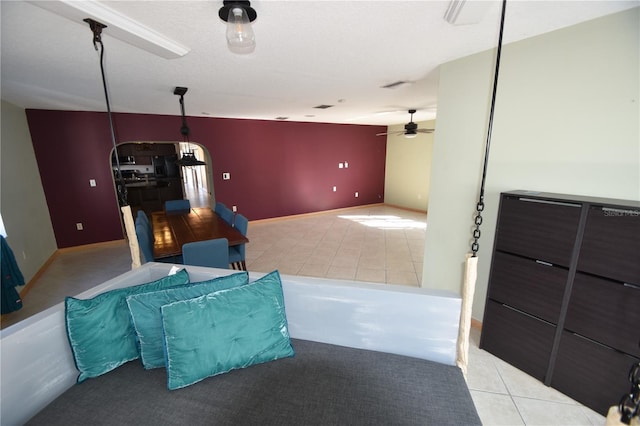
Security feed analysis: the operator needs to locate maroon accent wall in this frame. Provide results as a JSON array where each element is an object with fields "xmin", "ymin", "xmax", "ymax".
[{"xmin": 26, "ymin": 110, "xmax": 386, "ymax": 248}]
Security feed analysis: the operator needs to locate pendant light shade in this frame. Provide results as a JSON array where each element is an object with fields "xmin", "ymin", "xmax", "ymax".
[
  {"xmin": 219, "ymin": 1, "xmax": 257, "ymax": 54},
  {"xmin": 176, "ymin": 151, "xmax": 206, "ymax": 167}
]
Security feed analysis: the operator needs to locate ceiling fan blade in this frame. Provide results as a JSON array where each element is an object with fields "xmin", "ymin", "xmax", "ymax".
[
  {"xmin": 417, "ymin": 129, "xmax": 435, "ymax": 133},
  {"xmin": 376, "ymin": 130, "xmax": 405, "ymax": 136}
]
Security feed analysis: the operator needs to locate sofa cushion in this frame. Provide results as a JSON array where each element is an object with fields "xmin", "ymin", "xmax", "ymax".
[
  {"xmin": 26, "ymin": 339, "xmax": 482, "ymax": 426},
  {"xmin": 126, "ymin": 272, "xmax": 249, "ymax": 369},
  {"xmin": 65, "ymin": 269, "xmax": 190, "ymax": 383},
  {"xmin": 161, "ymin": 270, "xmax": 295, "ymax": 390}
]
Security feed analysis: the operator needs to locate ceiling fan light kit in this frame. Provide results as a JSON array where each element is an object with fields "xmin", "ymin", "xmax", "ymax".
[
  {"xmin": 376, "ymin": 109, "xmax": 435, "ymax": 138},
  {"xmin": 219, "ymin": 1, "xmax": 257, "ymax": 54}
]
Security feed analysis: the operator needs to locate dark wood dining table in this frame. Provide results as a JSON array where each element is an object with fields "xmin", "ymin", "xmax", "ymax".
[{"xmin": 152, "ymin": 207, "xmax": 249, "ymax": 259}]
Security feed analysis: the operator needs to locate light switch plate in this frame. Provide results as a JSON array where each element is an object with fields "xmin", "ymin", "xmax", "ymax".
[
  {"xmin": 222, "ymin": 173, "xmax": 230, "ymax": 180},
  {"xmin": 89, "ymin": 179, "xmax": 96, "ymax": 187}
]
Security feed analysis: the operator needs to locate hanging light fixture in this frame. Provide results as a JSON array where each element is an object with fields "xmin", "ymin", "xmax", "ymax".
[
  {"xmin": 218, "ymin": 1, "xmax": 257, "ymax": 54},
  {"xmin": 174, "ymin": 87, "xmax": 206, "ymax": 167}
]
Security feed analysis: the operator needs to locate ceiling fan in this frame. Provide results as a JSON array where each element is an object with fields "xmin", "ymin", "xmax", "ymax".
[{"xmin": 376, "ymin": 109, "xmax": 434, "ymax": 138}]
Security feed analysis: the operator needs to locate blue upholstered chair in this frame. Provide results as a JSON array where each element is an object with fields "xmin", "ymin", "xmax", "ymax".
[
  {"xmin": 164, "ymin": 199, "xmax": 191, "ymax": 213},
  {"xmin": 216, "ymin": 203, "xmax": 234, "ymax": 226},
  {"xmin": 136, "ymin": 210, "xmax": 152, "ymax": 234},
  {"xmin": 135, "ymin": 222, "xmax": 154, "ymax": 264},
  {"xmin": 214, "ymin": 201, "xmax": 227, "ymax": 216},
  {"xmin": 182, "ymin": 238, "xmax": 229, "ymax": 269},
  {"xmin": 229, "ymin": 213, "xmax": 248, "ymax": 270}
]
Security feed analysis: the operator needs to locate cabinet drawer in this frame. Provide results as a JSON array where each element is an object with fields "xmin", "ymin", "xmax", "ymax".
[
  {"xmin": 488, "ymin": 252, "xmax": 567, "ymax": 324},
  {"xmin": 552, "ymin": 330, "xmax": 639, "ymax": 416},
  {"xmin": 481, "ymin": 300, "xmax": 555, "ymax": 382},
  {"xmin": 495, "ymin": 196, "xmax": 582, "ymax": 267},
  {"xmin": 565, "ymin": 273, "xmax": 640, "ymax": 357},
  {"xmin": 578, "ymin": 206, "xmax": 640, "ymax": 285}
]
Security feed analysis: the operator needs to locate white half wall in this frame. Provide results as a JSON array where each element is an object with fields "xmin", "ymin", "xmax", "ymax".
[{"xmin": 423, "ymin": 8, "xmax": 640, "ymax": 321}]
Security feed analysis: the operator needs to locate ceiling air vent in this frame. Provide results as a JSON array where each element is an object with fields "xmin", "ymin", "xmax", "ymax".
[
  {"xmin": 313, "ymin": 104, "xmax": 334, "ymax": 109},
  {"xmin": 381, "ymin": 81, "xmax": 411, "ymax": 89},
  {"xmin": 275, "ymin": 116, "xmax": 289, "ymax": 120}
]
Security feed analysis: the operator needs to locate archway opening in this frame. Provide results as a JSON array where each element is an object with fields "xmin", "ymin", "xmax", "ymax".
[{"xmin": 110, "ymin": 142, "xmax": 213, "ymax": 215}]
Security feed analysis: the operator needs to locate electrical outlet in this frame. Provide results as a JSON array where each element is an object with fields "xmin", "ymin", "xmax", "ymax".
[
  {"xmin": 76, "ymin": 223, "xmax": 84, "ymax": 231},
  {"xmin": 333, "ymin": 186, "xmax": 337, "ymax": 192},
  {"xmin": 355, "ymin": 192, "xmax": 359, "ymax": 197},
  {"xmin": 344, "ymin": 162, "xmax": 349, "ymax": 168},
  {"xmin": 338, "ymin": 163, "xmax": 344, "ymax": 169},
  {"xmin": 232, "ymin": 205, "xmax": 237, "ymax": 212}
]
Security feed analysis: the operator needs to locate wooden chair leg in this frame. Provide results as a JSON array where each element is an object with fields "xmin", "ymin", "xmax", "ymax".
[{"xmin": 240, "ymin": 260, "xmax": 247, "ymax": 271}]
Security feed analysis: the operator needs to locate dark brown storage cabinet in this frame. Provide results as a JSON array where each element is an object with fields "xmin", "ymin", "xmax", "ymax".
[{"xmin": 480, "ymin": 191, "xmax": 640, "ymax": 415}]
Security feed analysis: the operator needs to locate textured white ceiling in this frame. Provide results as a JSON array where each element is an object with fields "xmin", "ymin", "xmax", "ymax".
[{"xmin": 1, "ymin": 1, "xmax": 637, "ymax": 126}]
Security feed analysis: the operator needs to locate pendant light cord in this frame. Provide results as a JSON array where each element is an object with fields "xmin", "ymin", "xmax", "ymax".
[
  {"xmin": 86, "ymin": 19, "xmax": 128, "ymax": 206},
  {"xmin": 471, "ymin": 0, "xmax": 507, "ymax": 257}
]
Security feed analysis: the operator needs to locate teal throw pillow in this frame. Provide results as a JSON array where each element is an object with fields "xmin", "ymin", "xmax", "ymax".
[
  {"xmin": 126, "ymin": 272, "xmax": 249, "ymax": 369},
  {"xmin": 161, "ymin": 270, "xmax": 295, "ymax": 390},
  {"xmin": 65, "ymin": 269, "xmax": 190, "ymax": 383}
]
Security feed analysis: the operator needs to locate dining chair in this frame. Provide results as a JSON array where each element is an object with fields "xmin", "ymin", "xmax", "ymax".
[
  {"xmin": 214, "ymin": 201, "xmax": 227, "ymax": 216},
  {"xmin": 135, "ymin": 222, "xmax": 155, "ymax": 263},
  {"xmin": 228, "ymin": 213, "xmax": 248, "ymax": 270},
  {"xmin": 164, "ymin": 199, "xmax": 191, "ymax": 213},
  {"xmin": 217, "ymin": 204, "xmax": 234, "ymax": 226},
  {"xmin": 182, "ymin": 238, "xmax": 229, "ymax": 269},
  {"xmin": 136, "ymin": 210, "xmax": 152, "ymax": 234}
]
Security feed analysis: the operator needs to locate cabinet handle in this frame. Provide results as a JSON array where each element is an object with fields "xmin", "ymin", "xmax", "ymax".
[
  {"xmin": 535, "ymin": 260, "xmax": 554, "ymax": 267},
  {"xmin": 623, "ymin": 283, "xmax": 640, "ymax": 291},
  {"xmin": 501, "ymin": 304, "xmax": 554, "ymax": 325},
  {"xmin": 518, "ymin": 198, "xmax": 581, "ymax": 208},
  {"xmin": 570, "ymin": 332, "xmax": 614, "ymax": 350}
]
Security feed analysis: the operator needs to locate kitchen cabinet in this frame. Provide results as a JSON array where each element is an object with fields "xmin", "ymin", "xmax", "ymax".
[
  {"xmin": 115, "ymin": 143, "xmax": 184, "ymax": 212},
  {"xmin": 480, "ymin": 191, "xmax": 640, "ymax": 415}
]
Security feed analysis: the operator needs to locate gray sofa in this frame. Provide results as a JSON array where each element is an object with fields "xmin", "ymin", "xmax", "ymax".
[
  {"xmin": 1, "ymin": 263, "xmax": 480, "ymax": 425},
  {"xmin": 27, "ymin": 339, "xmax": 480, "ymax": 425}
]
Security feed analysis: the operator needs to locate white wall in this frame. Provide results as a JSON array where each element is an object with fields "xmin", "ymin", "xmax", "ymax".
[
  {"xmin": 423, "ymin": 8, "xmax": 640, "ymax": 321},
  {"xmin": 384, "ymin": 120, "xmax": 435, "ymax": 211},
  {"xmin": 0, "ymin": 100, "xmax": 57, "ymax": 286}
]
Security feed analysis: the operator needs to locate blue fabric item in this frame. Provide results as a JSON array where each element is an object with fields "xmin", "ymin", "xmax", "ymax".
[
  {"xmin": 228, "ymin": 213, "xmax": 248, "ymax": 266},
  {"xmin": 216, "ymin": 204, "xmax": 234, "ymax": 226},
  {"xmin": 164, "ymin": 199, "xmax": 191, "ymax": 213},
  {"xmin": 1, "ymin": 236, "xmax": 24, "ymax": 314},
  {"xmin": 214, "ymin": 201, "xmax": 227, "ymax": 216},
  {"xmin": 136, "ymin": 210, "xmax": 150, "ymax": 229},
  {"xmin": 182, "ymin": 238, "xmax": 229, "ymax": 269},
  {"xmin": 126, "ymin": 272, "xmax": 249, "ymax": 369},
  {"xmin": 135, "ymin": 222, "xmax": 154, "ymax": 263},
  {"xmin": 65, "ymin": 269, "xmax": 190, "ymax": 383},
  {"xmin": 161, "ymin": 270, "xmax": 294, "ymax": 390}
]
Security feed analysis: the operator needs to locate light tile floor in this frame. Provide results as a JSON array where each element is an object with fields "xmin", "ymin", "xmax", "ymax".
[
  {"xmin": 244, "ymin": 204, "xmax": 427, "ymax": 286},
  {"xmin": 1, "ymin": 204, "xmax": 607, "ymax": 425}
]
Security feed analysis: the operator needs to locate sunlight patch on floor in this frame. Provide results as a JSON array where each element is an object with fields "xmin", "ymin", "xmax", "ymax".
[{"xmin": 338, "ymin": 215, "xmax": 426, "ymax": 230}]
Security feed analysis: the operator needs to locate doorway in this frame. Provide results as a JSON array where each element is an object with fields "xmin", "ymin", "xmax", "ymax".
[
  {"xmin": 178, "ymin": 142, "xmax": 211, "ymax": 208},
  {"xmin": 110, "ymin": 142, "xmax": 213, "ymax": 214}
]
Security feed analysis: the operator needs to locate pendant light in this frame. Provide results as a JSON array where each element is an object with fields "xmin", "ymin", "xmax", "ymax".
[
  {"xmin": 174, "ymin": 87, "xmax": 206, "ymax": 167},
  {"xmin": 218, "ymin": 1, "xmax": 257, "ymax": 54}
]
